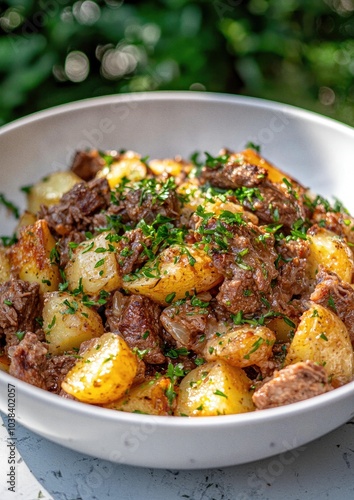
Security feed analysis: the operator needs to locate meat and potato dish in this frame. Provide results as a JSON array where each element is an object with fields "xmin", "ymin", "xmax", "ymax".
[{"xmin": 1, "ymin": 146, "xmax": 354, "ymax": 416}]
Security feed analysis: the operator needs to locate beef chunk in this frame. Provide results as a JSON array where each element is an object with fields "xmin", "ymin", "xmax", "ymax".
[
  {"xmin": 8, "ymin": 332, "xmax": 48, "ymax": 389},
  {"xmin": 106, "ymin": 292, "xmax": 165, "ymax": 364},
  {"xmin": 252, "ymin": 360, "xmax": 331, "ymax": 410},
  {"xmin": 0, "ymin": 280, "xmax": 41, "ymax": 352},
  {"xmin": 70, "ymin": 150, "xmax": 105, "ymax": 181},
  {"xmin": 205, "ymin": 222, "xmax": 278, "ymax": 314},
  {"xmin": 310, "ymin": 269, "xmax": 354, "ymax": 344},
  {"xmin": 110, "ymin": 179, "xmax": 180, "ymax": 225},
  {"xmin": 39, "ymin": 177, "xmax": 110, "ymax": 237},
  {"xmin": 115, "ymin": 228, "xmax": 152, "ymax": 275},
  {"xmin": 201, "ymin": 158, "xmax": 267, "ymax": 189},
  {"xmin": 272, "ymin": 239, "xmax": 311, "ymax": 309},
  {"xmin": 58, "ymin": 230, "xmax": 86, "ymax": 268},
  {"xmin": 43, "ymin": 355, "xmax": 77, "ymax": 394}
]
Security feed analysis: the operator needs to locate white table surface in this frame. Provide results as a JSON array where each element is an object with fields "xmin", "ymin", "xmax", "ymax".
[{"xmin": 1, "ymin": 412, "xmax": 354, "ymax": 500}]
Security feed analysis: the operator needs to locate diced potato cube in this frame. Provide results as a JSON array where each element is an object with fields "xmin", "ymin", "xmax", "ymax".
[
  {"xmin": 65, "ymin": 232, "xmax": 121, "ymax": 296},
  {"xmin": 175, "ymin": 360, "xmax": 255, "ymax": 416},
  {"xmin": 62, "ymin": 332, "xmax": 138, "ymax": 404},
  {"xmin": 204, "ymin": 325, "xmax": 276, "ymax": 368},
  {"xmin": 104, "ymin": 376, "xmax": 172, "ymax": 415},
  {"xmin": 9, "ymin": 220, "xmax": 60, "ymax": 294},
  {"xmin": 124, "ymin": 245, "xmax": 223, "ymax": 305},
  {"xmin": 43, "ymin": 291, "xmax": 104, "ymax": 355},
  {"xmin": 285, "ymin": 303, "xmax": 354, "ymax": 386},
  {"xmin": 149, "ymin": 158, "xmax": 191, "ymax": 177},
  {"xmin": 307, "ymin": 227, "xmax": 354, "ymax": 283},
  {"xmin": 27, "ymin": 171, "xmax": 81, "ymax": 214}
]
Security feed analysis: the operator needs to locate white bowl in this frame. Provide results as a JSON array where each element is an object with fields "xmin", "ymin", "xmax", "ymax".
[{"xmin": 1, "ymin": 92, "xmax": 354, "ymax": 469}]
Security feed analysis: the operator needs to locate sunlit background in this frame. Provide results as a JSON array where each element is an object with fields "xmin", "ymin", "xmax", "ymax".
[{"xmin": 1, "ymin": 0, "xmax": 354, "ymax": 126}]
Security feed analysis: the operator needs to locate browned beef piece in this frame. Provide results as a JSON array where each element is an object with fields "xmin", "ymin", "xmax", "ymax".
[
  {"xmin": 272, "ymin": 239, "xmax": 311, "ymax": 309},
  {"xmin": 0, "ymin": 280, "xmax": 41, "ymax": 352},
  {"xmin": 252, "ymin": 360, "xmax": 331, "ymax": 410},
  {"xmin": 106, "ymin": 292, "xmax": 165, "ymax": 364},
  {"xmin": 111, "ymin": 185, "xmax": 180, "ymax": 225},
  {"xmin": 70, "ymin": 150, "xmax": 105, "ymax": 181},
  {"xmin": 245, "ymin": 182, "xmax": 305, "ymax": 228},
  {"xmin": 39, "ymin": 177, "xmax": 110, "ymax": 237},
  {"xmin": 310, "ymin": 269, "xmax": 354, "ymax": 344},
  {"xmin": 160, "ymin": 298, "xmax": 212, "ymax": 352},
  {"xmin": 206, "ymin": 222, "xmax": 278, "ymax": 314},
  {"xmin": 58, "ymin": 230, "xmax": 86, "ymax": 268},
  {"xmin": 8, "ymin": 332, "xmax": 48, "ymax": 389},
  {"xmin": 115, "ymin": 228, "xmax": 152, "ymax": 274},
  {"xmin": 44, "ymin": 355, "xmax": 77, "ymax": 394},
  {"xmin": 201, "ymin": 158, "xmax": 267, "ymax": 189}
]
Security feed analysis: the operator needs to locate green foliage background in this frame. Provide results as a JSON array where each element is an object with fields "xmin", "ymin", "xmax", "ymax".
[{"xmin": 1, "ymin": 0, "xmax": 354, "ymax": 126}]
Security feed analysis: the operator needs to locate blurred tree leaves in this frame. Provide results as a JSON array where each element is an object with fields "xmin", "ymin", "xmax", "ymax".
[{"xmin": 0, "ymin": 0, "xmax": 354, "ymax": 126}]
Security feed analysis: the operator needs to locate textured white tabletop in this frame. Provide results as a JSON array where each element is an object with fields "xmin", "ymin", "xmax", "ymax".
[{"xmin": 1, "ymin": 412, "xmax": 354, "ymax": 500}]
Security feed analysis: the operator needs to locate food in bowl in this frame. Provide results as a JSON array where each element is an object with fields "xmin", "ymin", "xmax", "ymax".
[{"xmin": 1, "ymin": 145, "xmax": 353, "ymax": 417}]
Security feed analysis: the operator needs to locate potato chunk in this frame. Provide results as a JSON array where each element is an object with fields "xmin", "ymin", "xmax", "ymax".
[
  {"xmin": 285, "ymin": 304, "xmax": 354, "ymax": 386},
  {"xmin": 65, "ymin": 232, "xmax": 121, "ymax": 296},
  {"xmin": 27, "ymin": 171, "xmax": 81, "ymax": 214},
  {"xmin": 204, "ymin": 325, "xmax": 276, "ymax": 369},
  {"xmin": 175, "ymin": 360, "xmax": 255, "ymax": 416},
  {"xmin": 307, "ymin": 227, "xmax": 354, "ymax": 283},
  {"xmin": 43, "ymin": 291, "xmax": 104, "ymax": 354},
  {"xmin": 0, "ymin": 247, "xmax": 10, "ymax": 284},
  {"xmin": 104, "ymin": 376, "xmax": 172, "ymax": 415},
  {"xmin": 124, "ymin": 245, "xmax": 223, "ymax": 305},
  {"xmin": 62, "ymin": 332, "xmax": 138, "ymax": 404},
  {"xmin": 9, "ymin": 220, "xmax": 60, "ymax": 294},
  {"xmin": 96, "ymin": 151, "xmax": 146, "ymax": 188}
]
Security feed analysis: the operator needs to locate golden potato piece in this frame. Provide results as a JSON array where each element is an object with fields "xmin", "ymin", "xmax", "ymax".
[
  {"xmin": 175, "ymin": 360, "xmax": 255, "ymax": 416},
  {"xmin": 43, "ymin": 291, "xmax": 104, "ymax": 355},
  {"xmin": 62, "ymin": 332, "xmax": 138, "ymax": 404},
  {"xmin": 27, "ymin": 171, "xmax": 81, "ymax": 214},
  {"xmin": 285, "ymin": 304, "xmax": 354, "ymax": 386},
  {"xmin": 96, "ymin": 151, "xmax": 146, "ymax": 188},
  {"xmin": 65, "ymin": 232, "xmax": 121, "ymax": 296},
  {"xmin": 204, "ymin": 325, "xmax": 276, "ymax": 369},
  {"xmin": 15, "ymin": 210, "xmax": 36, "ymax": 238},
  {"xmin": 104, "ymin": 376, "xmax": 172, "ymax": 415},
  {"xmin": 0, "ymin": 246, "xmax": 10, "ymax": 284},
  {"xmin": 9, "ymin": 219, "xmax": 61, "ymax": 294},
  {"xmin": 149, "ymin": 158, "xmax": 192, "ymax": 177},
  {"xmin": 307, "ymin": 227, "xmax": 354, "ymax": 283},
  {"xmin": 124, "ymin": 245, "xmax": 223, "ymax": 305}
]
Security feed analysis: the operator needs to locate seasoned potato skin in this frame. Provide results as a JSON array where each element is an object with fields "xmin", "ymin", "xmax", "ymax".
[
  {"xmin": 124, "ymin": 244, "xmax": 223, "ymax": 305},
  {"xmin": 9, "ymin": 219, "xmax": 61, "ymax": 294},
  {"xmin": 175, "ymin": 360, "xmax": 255, "ymax": 416},
  {"xmin": 62, "ymin": 333, "xmax": 138, "ymax": 404},
  {"xmin": 285, "ymin": 303, "xmax": 354, "ymax": 386},
  {"xmin": 43, "ymin": 291, "xmax": 104, "ymax": 355}
]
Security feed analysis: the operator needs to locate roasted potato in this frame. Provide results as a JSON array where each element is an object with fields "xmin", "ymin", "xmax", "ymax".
[
  {"xmin": 149, "ymin": 158, "xmax": 192, "ymax": 177},
  {"xmin": 175, "ymin": 360, "xmax": 255, "ymax": 416},
  {"xmin": 27, "ymin": 171, "xmax": 81, "ymax": 214},
  {"xmin": 285, "ymin": 303, "xmax": 354, "ymax": 386},
  {"xmin": 62, "ymin": 332, "xmax": 138, "ymax": 404},
  {"xmin": 0, "ymin": 247, "xmax": 10, "ymax": 284},
  {"xmin": 43, "ymin": 291, "xmax": 104, "ymax": 355},
  {"xmin": 124, "ymin": 244, "xmax": 223, "ymax": 305},
  {"xmin": 65, "ymin": 232, "xmax": 121, "ymax": 295},
  {"xmin": 96, "ymin": 151, "xmax": 146, "ymax": 188},
  {"xmin": 9, "ymin": 219, "xmax": 61, "ymax": 294},
  {"xmin": 204, "ymin": 325, "xmax": 276, "ymax": 369},
  {"xmin": 15, "ymin": 210, "xmax": 36, "ymax": 237},
  {"xmin": 306, "ymin": 227, "xmax": 354, "ymax": 283},
  {"xmin": 104, "ymin": 376, "xmax": 172, "ymax": 415}
]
